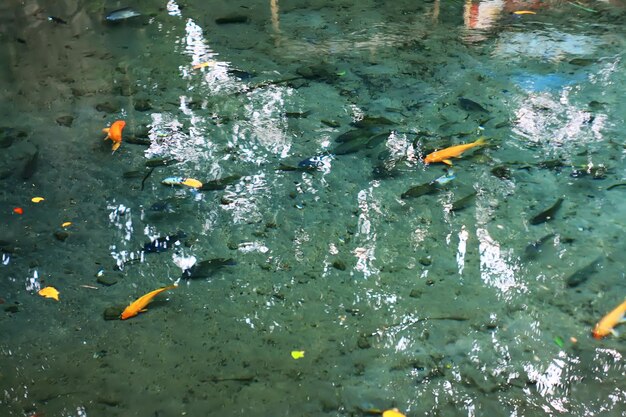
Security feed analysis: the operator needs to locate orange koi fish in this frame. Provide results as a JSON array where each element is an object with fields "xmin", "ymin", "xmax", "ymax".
[
  {"xmin": 424, "ymin": 137, "xmax": 487, "ymax": 166},
  {"xmin": 592, "ymin": 299, "xmax": 626, "ymax": 339},
  {"xmin": 120, "ymin": 284, "xmax": 177, "ymax": 320},
  {"xmin": 102, "ymin": 120, "xmax": 126, "ymax": 152}
]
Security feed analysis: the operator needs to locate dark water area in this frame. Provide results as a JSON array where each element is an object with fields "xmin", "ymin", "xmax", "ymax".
[{"xmin": 1, "ymin": 0, "xmax": 626, "ymax": 416}]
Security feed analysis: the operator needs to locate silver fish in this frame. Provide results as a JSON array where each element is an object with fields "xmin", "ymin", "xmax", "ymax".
[{"xmin": 106, "ymin": 7, "xmax": 141, "ymax": 21}]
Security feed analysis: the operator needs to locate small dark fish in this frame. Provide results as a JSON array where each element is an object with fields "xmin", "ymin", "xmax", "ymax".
[
  {"xmin": 149, "ymin": 199, "xmax": 174, "ymax": 212},
  {"xmin": 569, "ymin": 58, "xmax": 595, "ymax": 66},
  {"xmin": 321, "ymin": 119, "xmax": 340, "ymax": 128},
  {"xmin": 48, "ymin": 16, "xmax": 67, "ymax": 24},
  {"xmin": 215, "ymin": 15, "xmax": 249, "ymax": 24},
  {"xmin": 536, "ymin": 159, "xmax": 565, "ymax": 171},
  {"xmin": 335, "ymin": 129, "xmax": 370, "ymax": 143},
  {"xmin": 143, "ymin": 231, "xmax": 186, "ymax": 253},
  {"xmin": 198, "ymin": 175, "xmax": 242, "ymax": 191},
  {"xmin": 298, "ymin": 155, "xmax": 327, "ymax": 169},
  {"xmin": 529, "ymin": 198, "xmax": 563, "ymax": 225},
  {"xmin": 332, "ymin": 135, "xmax": 372, "ymax": 155},
  {"xmin": 21, "ymin": 150, "xmax": 39, "ymax": 180},
  {"xmin": 458, "ymin": 97, "xmax": 489, "ymax": 113},
  {"xmin": 566, "ymin": 256, "xmax": 603, "ymax": 287},
  {"xmin": 366, "ymin": 132, "xmax": 390, "ymax": 149},
  {"xmin": 491, "ymin": 165, "xmax": 511, "ymax": 180},
  {"xmin": 451, "ymin": 191, "xmax": 477, "ymax": 212},
  {"xmin": 106, "ymin": 7, "xmax": 141, "ymax": 22},
  {"xmin": 401, "ymin": 182, "xmax": 439, "ymax": 199},
  {"xmin": 276, "ymin": 163, "xmax": 315, "ymax": 172},
  {"xmin": 181, "ymin": 258, "xmax": 236, "ymax": 279},
  {"xmin": 145, "ymin": 157, "xmax": 179, "ymax": 167},
  {"xmin": 351, "ymin": 116, "xmax": 395, "ymax": 128},
  {"xmin": 122, "ymin": 170, "xmax": 144, "ymax": 179},
  {"xmin": 285, "ymin": 110, "xmax": 311, "ymax": 119},
  {"xmin": 523, "ymin": 233, "xmax": 555, "ymax": 260},
  {"xmin": 227, "ymin": 69, "xmax": 255, "ymax": 80}
]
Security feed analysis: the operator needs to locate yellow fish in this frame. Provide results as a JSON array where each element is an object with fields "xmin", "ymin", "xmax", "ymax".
[
  {"xmin": 120, "ymin": 285, "xmax": 177, "ymax": 320},
  {"xmin": 592, "ymin": 299, "xmax": 626, "ymax": 339},
  {"xmin": 424, "ymin": 137, "xmax": 487, "ymax": 166}
]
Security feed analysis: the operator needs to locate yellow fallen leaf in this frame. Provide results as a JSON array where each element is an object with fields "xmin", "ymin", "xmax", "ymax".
[
  {"xmin": 382, "ymin": 409, "xmax": 407, "ymax": 417},
  {"xmin": 291, "ymin": 350, "xmax": 305, "ymax": 359},
  {"xmin": 61, "ymin": 222, "xmax": 72, "ymax": 228},
  {"xmin": 31, "ymin": 197, "xmax": 45, "ymax": 203},
  {"xmin": 513, "ymin": 10, "xmax": 536, "ymax": 15},
  {"xmin": 38, "ymin": 286, "xmax": 60, "ymax": 301},
  {"xmin": 182, "ymin": 178, "xmax": 203, "ymax": 188}
]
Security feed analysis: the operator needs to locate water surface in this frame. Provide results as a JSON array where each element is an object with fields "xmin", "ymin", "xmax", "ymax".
[{"xmin": 1, "ymin": 1, "xmax": 626, "ymax": 416}]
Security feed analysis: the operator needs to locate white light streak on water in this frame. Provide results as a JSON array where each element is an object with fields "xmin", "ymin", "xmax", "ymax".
[
  {"xmin": 166, "ymin": 0, "xmax": 182, "ymax": 17},
  {"xmin": 456, "ymin": 225, "xmax": 469, "ymax": 275},
  {"xmin": 477, "ymin": 228, "xmax": 526, "ymax": 297},
  {"xmin": 25, "ymin": 270, "xmax": 39, "ymax": 292}
]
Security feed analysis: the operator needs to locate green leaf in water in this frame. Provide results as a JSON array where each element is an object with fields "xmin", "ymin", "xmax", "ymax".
[{"xmin": 554, "ymin": 336, "xmax": 564, "ymax": 348}]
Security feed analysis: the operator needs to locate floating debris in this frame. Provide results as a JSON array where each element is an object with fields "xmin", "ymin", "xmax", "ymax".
[
  {"xmin": 31, "ymin": 197, "xmax": 44, "ymax": 203},
  {"xmin": 607, "ymin": 183, "xmax": 626, "ymax": 191}
]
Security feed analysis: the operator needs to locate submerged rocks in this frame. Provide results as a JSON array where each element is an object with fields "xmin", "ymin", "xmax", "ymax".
[
  {"xmin": 95, "ymin": 102, "xmax": 119, "ymax": 113},
  {"xmin": 103, "ymin": 305, "xmax": 125, "ymax": 320},
  {"xmin": 133, "ymin": 99, "xmax": 152, "ymax": 112},
  {"xmin": 56, "ymin": 115, "xmax": 74, "ymax": 127}
]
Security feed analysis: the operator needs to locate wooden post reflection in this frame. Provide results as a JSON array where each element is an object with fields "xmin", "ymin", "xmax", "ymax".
[{"xmin": 271, "ymin": 0, "xmax": 281, "ymax": 46}]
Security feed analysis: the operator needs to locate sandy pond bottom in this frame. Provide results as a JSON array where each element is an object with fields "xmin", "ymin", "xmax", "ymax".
[{"xmin": 1, "ymin": 0, "xmax": 626, "ymax": 416}]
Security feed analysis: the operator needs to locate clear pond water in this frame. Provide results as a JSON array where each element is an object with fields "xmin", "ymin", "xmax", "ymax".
[{"xmin": 1, "ymin": 0, "xmax": 626, "ymax": 416}]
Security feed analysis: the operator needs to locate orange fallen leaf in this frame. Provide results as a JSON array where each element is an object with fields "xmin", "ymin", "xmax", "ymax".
[
  {"xmin": 38, "ymin": 286, "xmax": 60, "ymax": 301},
  {"xmin": 13, "ymin": 207, "xmax": 23, "ymax": 215}
]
